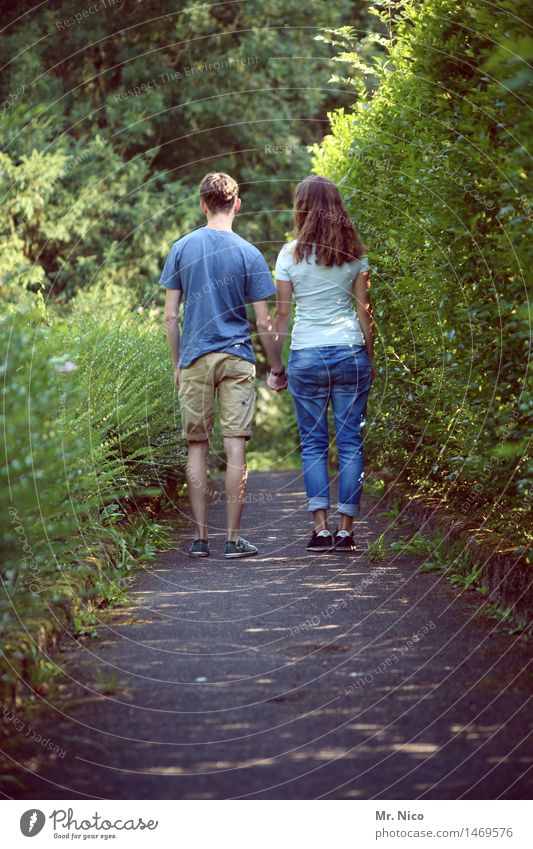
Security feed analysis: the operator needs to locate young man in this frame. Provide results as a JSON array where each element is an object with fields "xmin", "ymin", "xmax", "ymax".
[{"xmin": 160, "ymin": 172, "xmax": 285, "ymax": 558}]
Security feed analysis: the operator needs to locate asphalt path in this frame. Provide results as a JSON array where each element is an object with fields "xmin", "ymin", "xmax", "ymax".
[{"xmin": 3, "ymin": 471, "xmax": 531, "ymax": 799}]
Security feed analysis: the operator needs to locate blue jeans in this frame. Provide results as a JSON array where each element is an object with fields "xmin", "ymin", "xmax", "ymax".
[{"xmin": 288, "ymin": 345, "xmax": 372, "ymax": 517}]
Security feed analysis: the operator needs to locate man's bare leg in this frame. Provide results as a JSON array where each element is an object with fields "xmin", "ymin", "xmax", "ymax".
[
  {"xmin": 224, "ymin": 436, "xmax": 247, "ymax": 541},
  {"xmin": 186, "ymin": 440, "xmax": 209, "ymax": 539}
]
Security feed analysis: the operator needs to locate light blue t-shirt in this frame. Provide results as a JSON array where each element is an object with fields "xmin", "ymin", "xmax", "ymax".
[
  {"xmin": 275, "ymin": 240, "xmax": 370, "ymax": 349},
  {"xmin": 160, "ymin": 227, "xmax": 276, "ymax": 368}
]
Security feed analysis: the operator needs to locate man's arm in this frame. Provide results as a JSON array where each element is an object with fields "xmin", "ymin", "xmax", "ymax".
[
  {"xmin": 252, "ymin": 299, "xmax": 284, "ymax": 374},
  {"xmin": 164, "ymin": 288, "xmax": 182, "ymax": 386},
  {"xmin": 353, "ymin": 270, "xmax": 375, "ymax": 381}
]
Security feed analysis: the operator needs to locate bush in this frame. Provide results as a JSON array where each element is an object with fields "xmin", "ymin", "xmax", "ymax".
[{"xmin": 1, "ymin": 289, "xmax": 186, "ymax": 704}]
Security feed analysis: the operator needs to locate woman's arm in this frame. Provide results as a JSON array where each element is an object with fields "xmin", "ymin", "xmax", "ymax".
[
  {"xmin": 274, "ymin": 278, "xmax": 292, "ymax": 352},
  {"xmin": 267, "ymin": 279, "xmax": 292, "ymax": 391},
  {"xmin": 354, "ymin": 270, "xmax": 375, "ymax": 380}
]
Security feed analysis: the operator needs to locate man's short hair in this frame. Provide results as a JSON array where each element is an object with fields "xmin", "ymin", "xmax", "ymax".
[{"xmin": 199, "ymin": 172, "xmax": 239, "ymax": 213}]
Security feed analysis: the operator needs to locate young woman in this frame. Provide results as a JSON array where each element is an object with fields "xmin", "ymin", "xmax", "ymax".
[{"xmin": 269, "ymin": 176, "xmax": 375, "ymax": 552}]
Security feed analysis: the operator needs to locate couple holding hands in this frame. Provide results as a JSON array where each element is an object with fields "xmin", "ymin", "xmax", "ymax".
[{"xmin": 161, "ymin": 172, "xmax": 374, "ymax": 558}]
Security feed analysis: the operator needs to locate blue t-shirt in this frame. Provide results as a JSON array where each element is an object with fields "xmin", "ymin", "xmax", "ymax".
[{"xmin": 160, "ymin": 227, "xmax": 276, "ymax": 368}]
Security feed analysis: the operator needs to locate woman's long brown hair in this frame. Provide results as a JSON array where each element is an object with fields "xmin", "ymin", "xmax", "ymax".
[{"xmin": 293, "ymin": 175, "xmax": 365, "ymax": 266}]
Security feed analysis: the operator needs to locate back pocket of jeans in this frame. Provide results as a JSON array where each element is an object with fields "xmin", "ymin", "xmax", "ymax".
[
  {"xmin": 339, "ymin": 353, "xmax": 371, "ymax": 387},
  {"xmin": 288, "ymin": 363, "xmax": 319, "ymax": 396}
]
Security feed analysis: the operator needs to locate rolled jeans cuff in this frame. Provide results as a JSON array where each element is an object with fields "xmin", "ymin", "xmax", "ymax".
[
  {"xmin": 308, "ymin": 497, "xmax": 330, "ymax": 513},
  {"xmin": 338, "ymin": 502, "xmax": 361, "ymax": 518}
]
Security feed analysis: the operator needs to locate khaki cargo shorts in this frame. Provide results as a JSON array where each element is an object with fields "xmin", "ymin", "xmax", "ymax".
[{"xmin": 178, "ymin": 352, "xmax": 257, "ymax": 442}]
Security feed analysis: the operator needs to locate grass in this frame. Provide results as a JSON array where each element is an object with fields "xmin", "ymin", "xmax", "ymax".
[
  {"xmin": 367, "ymin": 533, "xmax": 387, "ymax": 562},
  {"xmin": 390, "ymin": 531, "xmax": 435, "ymax": 556},
  {"xmin": 92, "ymin": 668, "xmax": 124, "ymax": 695},
  {"xmin": 1, "ymin": 293, "xmax": 184, "ymax": 708}
]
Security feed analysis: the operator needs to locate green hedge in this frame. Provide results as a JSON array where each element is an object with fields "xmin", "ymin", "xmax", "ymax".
[
  {"xmin": 1, "ymin": 287, "xmax": 186, "ymax": 705},
  {"xmin": 311, "ymin": 0, "xmax": 531, "ymax": 545}
]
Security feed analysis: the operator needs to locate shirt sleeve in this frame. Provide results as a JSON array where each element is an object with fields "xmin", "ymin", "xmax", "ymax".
[
  {"xmin": 359, "ymin": 256, "xmax": 370, "ymax": 274},
  {"xmin": 275, "ymin": 245, "xmax": 292, "ymax": 280},
  {"xmin": 159, "ymin": 244, "xmax": 182, "ymax": 290},
  {"xmin": 245, "ymin": 254, "xmax": 276, "ymax": 302}
]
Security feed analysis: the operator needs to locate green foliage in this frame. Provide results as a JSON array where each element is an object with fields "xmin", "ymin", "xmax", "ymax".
[
  {"xmin": 382, "ymin": 497, "xmax": 402, "ymax": 520},
  {"xmin": 418, "ymin": 537, "xmax": 481, "ymax": 589},
  {"xmin": 0, "ymin": 292, "xmax": 184, "ymax": 705},
  {"xmin": 312, "ymin": 0, "xmax": 532, "ymax": 543},
  {"xmin": 92, "ymin": 667, "xmax": 124, "ymax": 696},
  {"xmin": 0, "ymin": 0, "xmax": 367, "ymax": 301},
  {"xmin": 367, "ymin": 532, "xmax": 386, "ymax": 562},
  {"xmin": 390, "ymin": 532, "xmax": 434, "ymax": 556},
  {"xmin": 365, "ymin": 476, "xmax": 386, "ymax": 498},
  {"xmin": 0, "ymin": 137, "xmax": 192, "ymax": 302}
]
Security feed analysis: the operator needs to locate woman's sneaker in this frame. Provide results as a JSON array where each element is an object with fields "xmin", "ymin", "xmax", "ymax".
[
  {"xmin": 188, "ymin": 538, "xmax": 210, "ymax": 557},
  {"xmin": 224, "ymin": 538, "xmax": 258, "ymax": 558},
  {"xmin": 334, "ymin": 530, "xmax": 356, "ymax": 551},
  {"xmin": 307, "ymin": 529, "xmax": 334, "ymax": 551}
]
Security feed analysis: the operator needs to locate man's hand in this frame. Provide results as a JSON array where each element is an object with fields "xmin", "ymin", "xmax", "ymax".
[
  {"xmin": 174, "ymin": 365, "xmax": 180, "ymax": 388},
  {"xmin": 267, "ymin": 368, "xmax": 288, "ymax": 392}
]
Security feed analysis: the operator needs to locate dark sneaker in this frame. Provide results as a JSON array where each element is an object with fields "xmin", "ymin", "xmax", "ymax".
[
  {"xmin": 334, "ymin": 530, "xmax": 356, "ymax": 552},
  {"xmin": 224, "ymin": 537, "xmax": 258, "ymax": 559},
  {"xmin": 307, "ymin": 529, "xmax": 334, "ymax": 552},
  {"xmin": 188, "ymin": 538, "xmax": 210, "ymax": 557}
]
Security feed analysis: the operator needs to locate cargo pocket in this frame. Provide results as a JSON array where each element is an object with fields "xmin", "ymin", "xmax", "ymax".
[{"xmin": 218, "ymin": 358, "xmax": 256, "ymax": 436}]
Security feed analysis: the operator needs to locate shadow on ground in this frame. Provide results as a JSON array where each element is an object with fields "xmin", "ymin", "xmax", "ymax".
[{"xmin": 2, "ymin": 472, "xmax": 532, "ymax": 799}]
